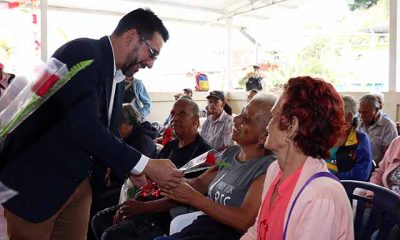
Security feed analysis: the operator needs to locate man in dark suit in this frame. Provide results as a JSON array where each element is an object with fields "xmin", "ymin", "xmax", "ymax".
[{"xmin": 0, "ymin": 8, "xmax": 183, "ymax": 240}]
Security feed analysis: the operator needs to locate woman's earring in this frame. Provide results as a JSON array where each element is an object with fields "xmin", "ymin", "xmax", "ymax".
[{"xmin": 285, "ymin": 136, "xmax": 290, "ymax": 143}]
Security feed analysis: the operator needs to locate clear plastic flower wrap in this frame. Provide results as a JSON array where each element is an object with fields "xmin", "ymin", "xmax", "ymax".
[
  {"xmin": 0, "ymin": 57, "xmax": 93, "ymax": 140},
  {"xmin": 0, "ymin": 181, "xmax": 17, "ymax": 204},
  {"xmin": 179, "ymin": 149, "xmax": 223, "ymax": 174},
  {"xmin": 119, "ymin": 150, "xmax": 224, "ymax": 203}
]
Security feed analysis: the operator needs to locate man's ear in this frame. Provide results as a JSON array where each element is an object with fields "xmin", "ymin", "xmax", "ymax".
[
  {"xmin": 193, "ymin": 115, "xmax": 200, "ymax": 129},
  {"xmin": 125, "ymin": 29, "xmax": 138, "ymax": 43}
]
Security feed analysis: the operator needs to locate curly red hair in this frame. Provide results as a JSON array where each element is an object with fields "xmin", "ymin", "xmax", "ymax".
[{"xmin": 279, "ymin": 76, "xmax": 345, "ymax": 159}]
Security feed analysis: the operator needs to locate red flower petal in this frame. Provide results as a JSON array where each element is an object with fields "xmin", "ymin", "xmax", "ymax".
[
  {"xmin": 205, "ymin": 152, "xmax": 216, "ymax": 166},
  {"xmin": 31, "ymin": 72, "xmax": 60, "ymax": 97}
]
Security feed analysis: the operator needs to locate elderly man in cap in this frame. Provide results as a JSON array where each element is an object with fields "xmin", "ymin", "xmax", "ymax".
[
  {"xmin": 200, "ymin": 90, "xmax": 233, "ymax": 151},
  {"xmin": 183, "ymin": 88, "xmax": 193, "ymax": 98}
]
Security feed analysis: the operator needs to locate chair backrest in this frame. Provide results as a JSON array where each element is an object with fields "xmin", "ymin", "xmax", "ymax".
[
  {"xmin": 341, "ymin": 180, "xmax": 400, "ymax": 240},
  {"xmin": 150, "ymin": 121, "xmax": 161, "ymax": 136}
]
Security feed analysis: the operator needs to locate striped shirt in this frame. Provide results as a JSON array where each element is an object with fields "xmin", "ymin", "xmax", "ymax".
[{"xmin": 200, "ymin": 110, "xmax": 233, "ymax": 151}]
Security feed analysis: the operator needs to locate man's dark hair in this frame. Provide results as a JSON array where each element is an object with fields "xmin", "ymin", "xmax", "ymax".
[
  {"xmin": 253, "ymin": 65, "xmax": 260, "ymax": 70},
  {"xmin": 249, "ymin": 89, "xmax": 258, "ymax": 94},
  {"xmin": 113, "ymin": 8, "xmax": 169, "ymax": 42}
]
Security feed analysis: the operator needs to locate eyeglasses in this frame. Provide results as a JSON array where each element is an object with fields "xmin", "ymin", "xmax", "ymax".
[{"xmin": 139, "ymin": 34, "xmax": 158, "ymax": 60}]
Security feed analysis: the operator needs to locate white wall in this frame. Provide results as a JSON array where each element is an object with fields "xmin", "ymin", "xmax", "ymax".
[
  {"xmin": 147, "ymin": 91, "xmax": 400, "ymax": 123},
  {"xmin": 146, "ymin": 92, "xmax": 209, "ymax": 123}
]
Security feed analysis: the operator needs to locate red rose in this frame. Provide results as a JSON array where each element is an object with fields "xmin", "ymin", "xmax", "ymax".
[
  {"xmin": 31, "ymin": 70, "xmax": 60, "ymax": 97},
  {"xmin": 205, "ymin": 152, "xmax": 216, "ymax": 166}
]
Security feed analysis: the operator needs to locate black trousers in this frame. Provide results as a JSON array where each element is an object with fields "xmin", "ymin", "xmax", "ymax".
[{"xmin": 91, "ymin": 204, "xmax": 170, "ymax": 240}]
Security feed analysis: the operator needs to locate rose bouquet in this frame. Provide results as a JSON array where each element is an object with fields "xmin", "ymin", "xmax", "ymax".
[
  {"xmin": 120, "ymin": 150, "xmax": 225, "ymax": 203},
  {"xmin": 179, "ymin": 149, "xmax": 223, "ymax": 174},
  {"xmin": 119, "ymin": 177, "xmax": 162, "ymax": 203},
  {"xmin": 0, "ymin": 57, "xmax": 93, "ymax": 140}
]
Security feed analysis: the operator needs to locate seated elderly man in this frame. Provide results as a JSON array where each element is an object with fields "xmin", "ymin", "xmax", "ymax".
[
  {"xmin": 93, "ymin": 94, "xmax": 277, "ymax": 240},
  {"xmin": 157, "ymin": 98, "xmax": 211, "ymax": 168},
  {"xmin": 325, "ymin": 95, "xmax": 373, "ymax": 180},
  {"xmin": 154, "ymin": 93, "xmax": 277, "ymax": 240},
  {"xmin": 200, "ymin": 91, "xmax": 233, "ymax": 151},
  {"xmin": 357, "ymin": 94, "xmax": 398, "ymax": 165},
  {"xmin": 92, "ymin": 98, "xmax": 211, "ymax": 240}
]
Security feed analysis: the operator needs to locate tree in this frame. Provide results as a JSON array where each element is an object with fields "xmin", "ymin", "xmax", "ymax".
[{"xmin": 348, "ymin": 0, "xmax": 379, "ymax": 11}]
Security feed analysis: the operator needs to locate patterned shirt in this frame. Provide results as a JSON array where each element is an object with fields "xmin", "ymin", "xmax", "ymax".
[
  {"xmin": 358, "ymin": 112, "xmax": 398, "ymax": 164},
  {"xmin": 200, "ymin": 110, "xmax": 233, "ymax": 151},
  {"xmin": 388, "ymin": 166, "xmax": 400, "ymax": 194}
]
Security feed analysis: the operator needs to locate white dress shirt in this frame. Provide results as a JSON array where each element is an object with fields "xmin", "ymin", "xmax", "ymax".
[{"xmin": 107, "ymin": 36, "xmax": 149, "ymax": 175}]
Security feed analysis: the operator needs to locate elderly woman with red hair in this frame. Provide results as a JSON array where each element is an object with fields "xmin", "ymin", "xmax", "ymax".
[{"xmin": 241, "ymin": 76, "xmax": 354, "ymax": 240}]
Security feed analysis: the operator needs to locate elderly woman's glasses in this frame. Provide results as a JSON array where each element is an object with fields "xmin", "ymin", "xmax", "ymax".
[{"xmin": 139, "ymin": 34, "xmax": 158, "ymax": 60}]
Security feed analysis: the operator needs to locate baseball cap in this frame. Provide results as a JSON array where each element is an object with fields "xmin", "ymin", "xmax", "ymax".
[
  {"xmin": 183, "ymin": 88, "xmax": 193, "ymax": 94},
  {"xmin": 206, "ymin": 90, "xmax": 225, "ymax": 101}
]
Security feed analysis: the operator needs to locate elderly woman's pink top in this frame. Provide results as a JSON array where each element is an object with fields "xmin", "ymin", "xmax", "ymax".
[
  {"xmin": 257, "ymin": 166, "xmax": 303, "ymax": 240},
  {"xmin": 241, "ymin": 157, "xmax": 354, "ymax": 240},
  {"xmin": 370, "ymin": 136, "xmax": 400, "ymax": 189}
]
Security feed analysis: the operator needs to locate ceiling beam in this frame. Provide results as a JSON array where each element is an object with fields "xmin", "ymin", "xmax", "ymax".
[
  {"xmin": 217, "ymin": 0, "xmax": 288, "ymax": 20},
  {"xmin": 121, "ymin": 0, "xmax": 224, "ymax": 14},
  {"xmin": 47, "ymin": 4, "xmax": 237, "ymax": 28}
]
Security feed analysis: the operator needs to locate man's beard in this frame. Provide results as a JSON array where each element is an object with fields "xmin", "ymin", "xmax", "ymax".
[
  {"xmin": 122, "ymin": 45, "xmax": 141, "ymax": 77},
  {"xmin": 121, "ymin": 61, "xmax": 138, "ymax": 77}
]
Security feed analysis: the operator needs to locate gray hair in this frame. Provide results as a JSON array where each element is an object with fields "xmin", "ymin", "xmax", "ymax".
[
  {"xmin": 121, "ymin": 103, "xmax": 141, "ymax": 127},
  {"xmin": 251, "ymin": 93, "xmax": 277, "ymax": 106},
  {"xmin": 175, "ymin": 98, "xmax": 200, "ymax": 116},
  {"xmin": 359, "ymin": 94, "xmax": 380, "ymax": 110},
  {"xmin": 249, "ymin": 93, "xmax": 277, "ymax": 127},
  {"xmin": 370, "ymin": 91, "xmax": 384, "ymax": 109},
  {"xmin": 342, "ymin": 95, "xmax": 357, "ymax": 115}
]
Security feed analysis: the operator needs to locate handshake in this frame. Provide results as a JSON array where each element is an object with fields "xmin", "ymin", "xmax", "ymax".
[
  {"xmin": 135, "ymin": 159, "xmax": 184, "ymax": 190},
  {"xmin": 129, "ymin": 150, "xmax": 219, "ymax": 190}
]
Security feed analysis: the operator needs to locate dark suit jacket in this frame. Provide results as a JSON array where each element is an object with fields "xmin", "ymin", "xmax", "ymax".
[{"xmin": 0, "ymin": 36, "xmax": 142, "ymax": 222}]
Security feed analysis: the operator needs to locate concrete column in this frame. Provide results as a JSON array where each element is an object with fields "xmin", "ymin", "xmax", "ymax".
[
  {"xmin": 389, "ymin": 0, "xmax": 399, "ymax": 91},
  {"xmin": 40, "ymin": 0, "xmax": 48, "ymax": 62}
]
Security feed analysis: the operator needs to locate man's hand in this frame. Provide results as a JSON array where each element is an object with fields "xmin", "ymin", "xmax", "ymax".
[
  {"xmin": 143, "ymin": 159, "xmax": 183, "ymax": 189},
  {"xmin": 128, "ymin": 174, "xmax": 148, "ymax": 187}
]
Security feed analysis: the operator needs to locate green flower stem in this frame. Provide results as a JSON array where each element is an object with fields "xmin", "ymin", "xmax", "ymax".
[
  {"xmin": 0, "ymin": 59, "xmax": 94, "ymax": 140},
  {"xmin": 0, "ymin": 95, "xmax": 41, "ymax": 139}
]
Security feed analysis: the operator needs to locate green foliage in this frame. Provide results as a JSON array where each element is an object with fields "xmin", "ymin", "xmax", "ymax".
[
  {"xmin": 0, "ymin": 39, "xmax": 13, "ymax": 61},
  {"xmin": 216, "ymin": 160, "xmax": 231, "ymax": 169},
  {"xmin": 66, "ymin": 59, "xmax": 94, "ymax": 81},
  {"xmin": 258, "ymin": 0, "xmax": 388, "ymax": 91},
  {"xmin": 348, "ymin": 0, "xmax": 379, "ymax": 11},
  {"xmin": 50, "ymin": 59, "xmax": 94, "ymax": 97}
]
